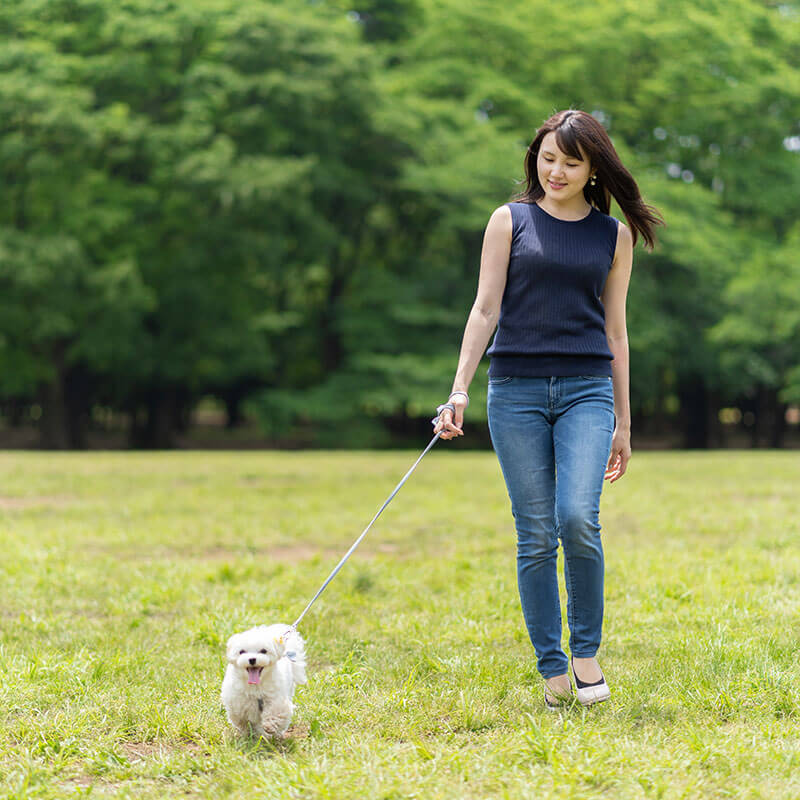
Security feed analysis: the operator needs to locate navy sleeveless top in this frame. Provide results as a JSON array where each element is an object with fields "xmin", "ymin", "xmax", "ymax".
[{"xmin": 486, "ymin": 201, "xmax": 619, "ymax": 377}]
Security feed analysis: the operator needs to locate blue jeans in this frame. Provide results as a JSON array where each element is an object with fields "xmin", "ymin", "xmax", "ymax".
[{"xmin": 487, "ymin": 375, "xmax": 615, "ymax": 678}]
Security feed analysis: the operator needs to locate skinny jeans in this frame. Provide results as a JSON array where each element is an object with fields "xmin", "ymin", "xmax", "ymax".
[{"xmin": 487, "ymin": 375, "xmax": 615, "ymax": 678}]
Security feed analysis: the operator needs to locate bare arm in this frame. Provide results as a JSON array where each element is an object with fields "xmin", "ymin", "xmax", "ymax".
[
  {"xmin": 435, "ymin": 205, "xmax": 512, "ymax": 440},
  {"xmin": 601, "ymin": 220, "xmax": 633, "ymax": 481}
]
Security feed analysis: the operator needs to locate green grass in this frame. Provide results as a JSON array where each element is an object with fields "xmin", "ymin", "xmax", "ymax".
[{"xmin": 1, "ymin": 449, "xmax": 799, "ymax": 799}]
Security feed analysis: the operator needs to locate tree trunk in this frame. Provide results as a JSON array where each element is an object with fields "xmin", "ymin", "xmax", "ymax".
[
  {"xmin": 320, "ymin": 269, "xmax": 346, "ymax": 373},
  {"xmin": 705, "ymin": 387, "xmax": 724, "ymax": 448},
  {"xmin": 677, "ymin": 374, "xmax": 709, "ymax": 449},
  {"xmin": 222, "ymin": 379, "xmax": 260, "ymax": 429},
  {"xmin": 766, "ymin": 386, "xmax": 787, "ymax": 448},
  {"xmin": 172, "ymin": 385, "xmax": 193, "ymax": 434},
  {"xmin": 37, "ymin": 342, "xmax": 92, "ymax": 449},
  {"xmin": 64, "ymin": 364, "xmax": 91, "ymax": 449},
  {"xmin": 3, "ymin": 398, "xmax": 26, "ymax": 427},
  {"xmin": 147, "ymin": 387, "xmax": 176, "ymax": 448},
  {"xmin": 745, "ymin": 384, "xmax": 783, "ymax": 448},
  {"xmin": 39, "ymin": 377, "xmax": 70, "ymax": 449},
  {"xmin": 129, "ymin": 386, "xmax": 177, "ymax": 449},
  {"xmin": 38, "ymin": 343, "xmax": 70, "ymax": 449},
  {"xmin": 224, "ymin": 390, "xmax": 245, "ymax": 428}
]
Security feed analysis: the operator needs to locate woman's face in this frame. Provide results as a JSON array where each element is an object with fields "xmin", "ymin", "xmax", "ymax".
[{"xmin": 536, "ymin": 130, "xmax": 593, "ymax": 202}]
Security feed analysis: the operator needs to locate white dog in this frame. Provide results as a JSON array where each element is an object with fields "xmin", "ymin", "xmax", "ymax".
[{"xmin": 221, "ymin": 624, "xmax": 307, "ymax": 739}]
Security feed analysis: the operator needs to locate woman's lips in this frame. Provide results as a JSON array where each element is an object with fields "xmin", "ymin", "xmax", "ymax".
[{"xmin": 548, "ymin": 180, "xmax": 566, "ymax": 189}]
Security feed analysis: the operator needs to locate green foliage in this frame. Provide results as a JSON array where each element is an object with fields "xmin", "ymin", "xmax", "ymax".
[
  {"xmin": 708, "ymin": 223, "xmax": 800, "ymax": 401},
  {"xmin": 254, "ymin": 0, "xmax": 800, "ymax": 441},
  {"xmin": 0, "ymin": 0, "xmax": 798, "ymax": 445}
]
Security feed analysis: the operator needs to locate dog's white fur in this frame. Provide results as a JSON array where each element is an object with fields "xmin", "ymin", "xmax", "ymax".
[{"xmin": 221, "ymin": 624, "xmax": 307, "ymax": 739}]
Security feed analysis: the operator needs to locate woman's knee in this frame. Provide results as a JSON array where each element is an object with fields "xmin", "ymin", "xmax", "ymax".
[
  {"xmin": 557, "ymin": 508, "xmax": 602, "ymax": 553},
  {"xmin": 513, "ymin": 511, "xmax": 558, "ymax": 558}
]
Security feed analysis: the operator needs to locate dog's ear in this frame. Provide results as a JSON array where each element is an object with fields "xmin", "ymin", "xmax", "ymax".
[
  {"xmin": 225, "ymin": 633, "xmax": 242, "ymax": 663},
  {"xmin": 273, "ymin": 635, "xmax": 286, "ymax": 658}
]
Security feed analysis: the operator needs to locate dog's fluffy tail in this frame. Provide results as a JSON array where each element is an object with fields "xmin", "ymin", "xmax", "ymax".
[{"xmin": 284, "ymin": 628, "xmax": 308, "ymax": 685}]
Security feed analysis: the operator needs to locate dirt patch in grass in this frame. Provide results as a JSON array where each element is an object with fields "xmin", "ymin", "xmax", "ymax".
[
  {"xmin": 193, "ymin": 543, "xmax": 404, "ymax": 561},
  {"xmin": 0, "ymin": 495, "xmax": 75, "ymax": 510},
  {"xmin": 74, "ymin": 540, "xmax": 409, "ymax": 568},
  {"xmin": 122, "ymin": 741, "xmax": 166, "ymax": 761},
  {"xmin": 121, "ymin": 740, "xmax": 206, "ymax": 762},
  {"xmin": 79, "ymin": 543, "xmax": 332, "ymax": 563},
  {"xmin": 61, "ymin": 775, "xmax": 94, "ymax": 788},
  {"xmin": 196, "ymin": 544, "xmax": 324, "ymax": 561},
  {"xmin": 286, "ymin": 721, "xmax": 310, "ymax": 739},
  {"xmin": 268, "ymin": 545, "xmax": 324, "ymax": 561}
]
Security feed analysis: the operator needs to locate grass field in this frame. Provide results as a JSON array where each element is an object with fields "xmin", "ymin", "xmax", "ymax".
[{"xmin": 1, "ymin": 448, "xmax": 799, "ymax": 799}]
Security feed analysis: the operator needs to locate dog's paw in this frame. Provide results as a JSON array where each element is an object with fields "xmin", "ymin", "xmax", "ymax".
[{"xmin": 260, "ymin": 707, "xmax": 293, "ymax": 739}]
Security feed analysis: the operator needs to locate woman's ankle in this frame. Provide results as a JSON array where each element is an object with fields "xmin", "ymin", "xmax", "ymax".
[
  {"xmin": 571, "ymin": 656, "xmax": 602, "ymax": 683},
  {"xmin": 544, "ymin": 673, "xmax": 572, "ymax": 697}
]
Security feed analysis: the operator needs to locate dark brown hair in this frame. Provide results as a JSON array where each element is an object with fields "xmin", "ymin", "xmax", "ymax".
[{"xmin": 512, "ymin": 109, "xmax": 665, "ymax": 250}]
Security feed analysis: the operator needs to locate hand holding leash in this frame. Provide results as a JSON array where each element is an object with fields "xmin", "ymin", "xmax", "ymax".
[{"xmin": 432, "ymin": 391, "xmax": 469, "ymax": 440}]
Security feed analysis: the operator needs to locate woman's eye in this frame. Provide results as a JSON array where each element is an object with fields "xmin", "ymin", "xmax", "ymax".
[
  {"xmin": 239, "ymin": 649, "xmax": 245, "ymax": 654},
  {"xmin": 544, "ymin": 158, "xmax": 579, "ymax": 167},
  {"xmin": 259, "ymin": 649, "xmax": 268, "ymax": 654}
]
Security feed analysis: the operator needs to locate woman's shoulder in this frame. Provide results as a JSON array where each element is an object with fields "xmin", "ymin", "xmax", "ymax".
[
  {"xmin": 486, "ymin": 204, "xmax": 514, "ymax": 239},
  {"xmin": 593, "ymin": 206, "xmax": 630, "ymax": 232},
  {"xmin": 589, "ymin": 204, "xmax": 617, "ymax": 223},
  {"xmin": 591, "ymin": 206, "xmax": 623, "ymax": 235},
  {"xmin": 488, "ymin": 203, "xmax": 514, "ymax": 223},
  {"xmin": 492, "ymin": 202, "xmax": 526, "ymax": 226},
  {"xmin": 503, "ymin": 200, "xmax": 533, "ymax": 214}
]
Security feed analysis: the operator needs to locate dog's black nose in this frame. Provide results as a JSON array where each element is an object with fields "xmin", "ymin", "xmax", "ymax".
[{"xmin": 249, "ymin": 657, "xmax": 256, "ymax": 665}]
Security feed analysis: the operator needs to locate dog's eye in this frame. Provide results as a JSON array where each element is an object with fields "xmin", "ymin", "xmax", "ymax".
[
  {"xmin": 239, "ymin": 649, "xmax": 245, "ymax": 655},
  {"xmin": 259, "ymin": 649, "xmax": 267, "ymax": 654}
]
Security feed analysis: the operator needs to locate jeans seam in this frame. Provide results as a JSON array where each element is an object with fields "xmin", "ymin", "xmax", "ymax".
[{"xmin": 566, "ymin": 550, "xmax": 576, "ymax": 651}]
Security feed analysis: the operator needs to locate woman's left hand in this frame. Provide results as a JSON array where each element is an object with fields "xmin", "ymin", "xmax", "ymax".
[{"xmin": 605, "ymin": 427, "xmax": 631, "ymax": 483}]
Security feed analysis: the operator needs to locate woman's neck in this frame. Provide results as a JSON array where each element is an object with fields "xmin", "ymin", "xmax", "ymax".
[{"xmin": 536, "ymin": 196, "xmax": 593, "ymax": 220}]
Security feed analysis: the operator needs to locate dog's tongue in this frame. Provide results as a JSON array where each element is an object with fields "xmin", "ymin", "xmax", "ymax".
[{"xmin": 247, "ymin": 667, "xmax": 262, "ymax": 685}]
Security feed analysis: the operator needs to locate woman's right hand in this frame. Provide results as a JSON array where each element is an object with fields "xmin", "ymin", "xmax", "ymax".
[{"xmin": 433, "ymin": 394, "xmax": 468, "ymax": 440}]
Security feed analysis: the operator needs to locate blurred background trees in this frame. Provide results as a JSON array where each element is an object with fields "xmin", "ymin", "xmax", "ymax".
[{"xmin": 0, "ymin": 0, "xmax": 798, "ymax": 449}]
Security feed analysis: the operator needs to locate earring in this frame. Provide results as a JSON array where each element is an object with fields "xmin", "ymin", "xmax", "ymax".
[{"xmin": 589, "ymin": 174, "xmax": 597, "ymax": 186}]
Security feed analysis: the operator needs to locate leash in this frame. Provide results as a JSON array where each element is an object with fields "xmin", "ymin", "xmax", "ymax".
[{"xmin": 286, "ymin": 429, "xmax": 444, "ymax": 636}]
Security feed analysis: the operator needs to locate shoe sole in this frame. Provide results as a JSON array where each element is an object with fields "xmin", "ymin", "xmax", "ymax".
[{"xmin": 576, "ymin": 691, "xmax": 610, "ymax": 707}]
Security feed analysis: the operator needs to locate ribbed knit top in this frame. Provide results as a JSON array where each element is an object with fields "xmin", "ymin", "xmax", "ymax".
[{"xmin": 486, "ymin": 201, "xmax": 619, "ymax": 377}]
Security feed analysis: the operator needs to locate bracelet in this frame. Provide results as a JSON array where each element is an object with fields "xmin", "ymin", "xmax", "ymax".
[{"xmin": 449, "ymin": 391, "xmax": 469, "ymax": 407}]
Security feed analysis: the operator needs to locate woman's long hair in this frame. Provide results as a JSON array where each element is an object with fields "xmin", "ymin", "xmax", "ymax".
[{"xmin": 512, "ymin": 109, "xmax": 665, "ymax": 251}]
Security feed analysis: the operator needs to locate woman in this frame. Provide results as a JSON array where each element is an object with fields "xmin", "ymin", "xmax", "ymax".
[{"xmin": 433, "ymin": 109, "xmax": 664, "ymax": 708}]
